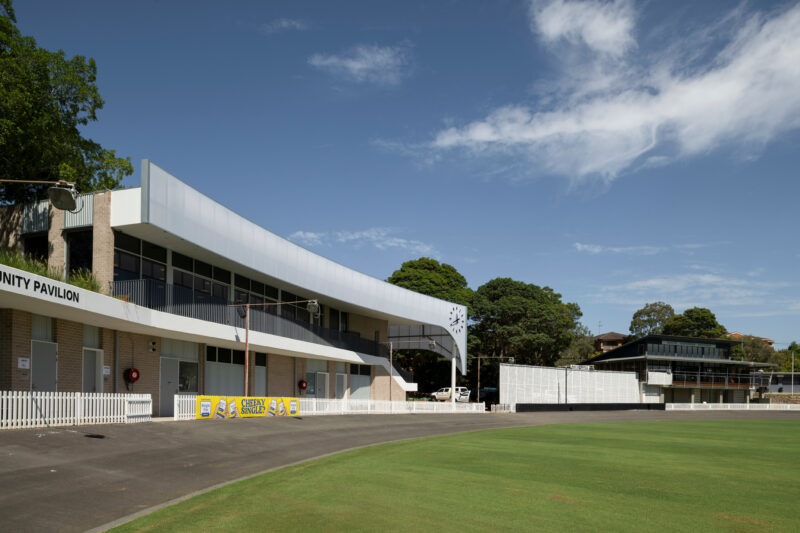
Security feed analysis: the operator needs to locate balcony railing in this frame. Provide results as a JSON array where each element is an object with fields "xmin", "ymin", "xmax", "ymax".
[
  {"xmin": 645, "ymin": 343, "xmax": 728, "ymax": 359},
  {"xmin": 113, "ymin": 279, "xmax": 388, "ymax": 357},
  {"xmin": 670, "ymin": 371, "xmax": 771, "ymax": 389}
]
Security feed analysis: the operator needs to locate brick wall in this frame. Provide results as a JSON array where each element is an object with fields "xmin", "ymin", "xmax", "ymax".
[
  {"xmin": 767, "ymin": 394, "xmax": 800, "ymax": 404},
  {"xmin": 116, "ymin": 332, "xmax": 161, "ymax": 415},
  {"xmin": 92, "ymin": 192, "xmax": 114, "ymax": 294},
  {"xmin": 48, "ymin": 206, "xmax": 66, "ymax": 275},
  {"xmin": 55, "ymin": 319, "xmax": 83, "ymax": 392},
  {"xmin": 370, "ymin": 364, "xmax": 405, "ymax": 401},
  {"xmin": 0, "ymin": 309, "xmax": 33, "ymax": 391},
  {"xmin": 267, "ymin": 354, "xmax": 294, "ymax": 396},
  {"xmin": 348, "ymin": 312, "xmax": 388, "ymax": 344},
  {"xmin": 0, "ymin": 204, "xmax": 23, "ymax": 251}
]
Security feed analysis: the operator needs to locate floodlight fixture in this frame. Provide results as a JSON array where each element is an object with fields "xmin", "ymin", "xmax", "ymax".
[{"xmin": 48, "ymin": 182, "xmax": 78, "ymax": 211}]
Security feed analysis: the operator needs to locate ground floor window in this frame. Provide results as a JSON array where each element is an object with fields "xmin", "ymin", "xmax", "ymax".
[{"xmin": 349, "ymin": 364, "xmax": 371, "ymax": 400}]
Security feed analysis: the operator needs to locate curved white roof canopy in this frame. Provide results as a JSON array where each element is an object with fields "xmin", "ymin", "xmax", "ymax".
[{"xmin": 111, "ymin": 160, "xmax": 467, "ymax": 371}]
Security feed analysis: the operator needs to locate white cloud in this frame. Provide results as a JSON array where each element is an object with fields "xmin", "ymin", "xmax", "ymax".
[
  {"xmin": 288, "ymin": 231, "xmax": 325, "ymax": 246},
  {"xmin": 574, "ymin": 242, "xmax": 664, "ymax": 255},
  {"xmin": 309, "ymin": 44, "xmax": 410, "ymax": 85},
  {"xmin": 431, "ymin": 2, "xmax": 800, "ymax": 182},
  {"xmin": 593, "ymin": 272, "xmax": 791, "ymax": 309},
  {"xmin": 289, "ymin": 227, "xmax": 438, "ymax": 257},
  {"xmin": 262, "ymin": 18, "xmax": 307, "ymax": 34},
  {"xmin": 531, "ymin": 0, "xmax": 635, "ymax": 57},
  {"xmin": 574, "ymin": 242, "xmax": 707, "ymax": 255}
]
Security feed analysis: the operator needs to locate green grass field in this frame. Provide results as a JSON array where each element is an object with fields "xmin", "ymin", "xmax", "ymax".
[{"xmin": 115, "ymin": 420, "xmax": 800, "ymax": 532}]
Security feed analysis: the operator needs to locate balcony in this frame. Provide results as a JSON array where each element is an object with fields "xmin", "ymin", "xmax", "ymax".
[
  {"xmin": 670, "ymin": 371, "xmax": 771, "ymax": 390},
  {"xmin": 113, "ymin": 279, "xmax": 388, "ymax": 357},
  {"xmin": 645, "ymin": 343, "xmax": 728, "ymax": 360}
]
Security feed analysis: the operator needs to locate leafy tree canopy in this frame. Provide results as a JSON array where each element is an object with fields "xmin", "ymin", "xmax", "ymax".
[
  {"xmin": 470, "ymin": 277, "xmax": 581, "ymax": 367},
  {"xmin": 731, "ymin": 335, "xmax": 781, "ymax": 366},
  {"xmin": 661, "ymin": 307, "xmax": 726, "ymax": 338},
  {"xmin": 386, "ymin": 257, "xmax": 473, "ymax": 391},
  {"xmin": 386, "ymin": 257, "xmax": 473, "ymax": 309},
  {"xmin": 556, "ymin": 323, "xmax": 597, "ymax": 367},
  {"xmin": 629, "ymin": 301, "xmax": 674, "ymax": 338},
  {"xmin": 0, "ymin": 0, "xmax": 132, "ymax": 204}
]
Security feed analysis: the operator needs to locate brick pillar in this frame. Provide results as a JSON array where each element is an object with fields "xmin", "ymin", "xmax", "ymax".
[
  {"xmin": 1, "ymin": 310, "xmax": 33, "ymax": 391},
  {"xmin": 55, "ymin": 319, "xmax": 83, "ymax": 392},
  {"xmin": 92, "ymin": 192, "xmax": 114, "ymax": 295},
  {"xmin": 48, "ymin": 206, "xmax": 66, "ymax": 277}
]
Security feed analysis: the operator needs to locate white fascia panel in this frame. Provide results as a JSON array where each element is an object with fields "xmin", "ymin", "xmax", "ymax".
[
  {"xmin": 139, "ymin": 160, "xmax": 467, "ymax": 370},
  {"xmin": 109, "ymin": 188, "xmax": 141, "ymax": 226}
]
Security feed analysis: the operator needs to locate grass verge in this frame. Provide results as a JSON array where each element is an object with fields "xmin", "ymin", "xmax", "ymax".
[{"xmin": 113, "ymin": 420, "xmax": 800, "ymax": 532}]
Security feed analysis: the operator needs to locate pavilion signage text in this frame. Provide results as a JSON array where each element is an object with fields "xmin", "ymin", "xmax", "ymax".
[{"xmin": 1, "ymin": 269, "xmax": 80, "ymax": 303}]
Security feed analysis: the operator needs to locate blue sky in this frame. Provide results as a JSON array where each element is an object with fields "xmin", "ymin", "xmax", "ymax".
[{"xmin": 15, "ymin": 0, "xmax": 800, "ymax": 347}]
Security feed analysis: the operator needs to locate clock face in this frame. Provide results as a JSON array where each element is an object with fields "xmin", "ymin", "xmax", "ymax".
[{"xmin": 449, "ymin": 306, "xmax": 465, "ymax": 334}]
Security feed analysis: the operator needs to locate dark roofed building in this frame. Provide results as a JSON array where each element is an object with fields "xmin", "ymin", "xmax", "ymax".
[
  {"xmin": 583, "ymin": 335, "xmax": 773, "ymax": 404},
  {"xmin": 594, "ymin": 332, "xmax": 627, "ymax": 353}
]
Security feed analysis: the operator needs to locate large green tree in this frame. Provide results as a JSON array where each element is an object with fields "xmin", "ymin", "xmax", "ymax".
[
  {"xmin": 386, "ymin": 257, "xmax": 472, "ymax": 308},
  {"xmin": 731, "ymin": 335, "xmax": 782, "ymax": 365},
  {"xmin": 470, "ymin": 277, "xmax": 581, "ymax": 367},
  {"xmin": 661, "ymin": 307, "xmax": 726, "ymax": 338},
  {"xmin": 386, "ymin": 257, "xmax": 473, "ymax": 392},
  {"xmin": 629, "ymin": 301, "xmax": 674, "ymax": 338},
  {"xmin": 0, "ymin": 0, "xmax": 132, "ymax": 204},
  {"xmin": 555, "ymin": 323, "xmax": 597, "ymax": 367}
]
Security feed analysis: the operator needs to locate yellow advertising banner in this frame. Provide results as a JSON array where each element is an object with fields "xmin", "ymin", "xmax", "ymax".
[{"xmin": 196, "ymin": 396, "xmax": 299, "ymax": 420}]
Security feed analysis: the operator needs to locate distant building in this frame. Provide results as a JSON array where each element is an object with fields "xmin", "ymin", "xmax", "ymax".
[
  {"xmin": 583, "ymin": 335, "xmax": 773, "ymax": 403},
  {"xmin": 723, "ymin": 331, "xmax": 775, "ymax": 348},
  {"xmin": 594, "ymin": 332, "xmax": 627, "ymax": 353}
]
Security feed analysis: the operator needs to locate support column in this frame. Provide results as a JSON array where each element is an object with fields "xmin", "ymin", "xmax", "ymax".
[
  {"xmin": 451, "ymin": 356, "xmax": 456, "ymax": 403},
  {"xmin": 690, "ymin": 389, "xmax": 696, "ymax": 404}
]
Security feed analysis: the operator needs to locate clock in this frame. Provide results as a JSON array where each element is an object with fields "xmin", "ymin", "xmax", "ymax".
[{"xmin": 449, "ymin": 306, "xmax": 465, "ymax": 334}]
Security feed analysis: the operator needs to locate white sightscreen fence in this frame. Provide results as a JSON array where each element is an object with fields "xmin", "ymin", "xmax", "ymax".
[{"xmin": 499, "ymin": 364, "xmax": 641, "ymax": 406}]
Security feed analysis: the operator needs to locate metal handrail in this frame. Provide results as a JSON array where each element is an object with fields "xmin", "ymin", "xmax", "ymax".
[
  {"xmin": 112, "ymin": 279, "xmax": 387, "ymax": 357},
  {"xmin": 670, "ymin": 371, "xmax": 770, "ymax": 388}
]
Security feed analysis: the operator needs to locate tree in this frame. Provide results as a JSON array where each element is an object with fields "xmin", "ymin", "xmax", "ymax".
[
  {"xmin": 470, "ymin": 277, "xmax": 581, "ymax": 367},
  {"xmin": 0, "ymin": 0, "xmax": 132, "ymax": 204},
  {"xmin": 386, "ymin": 257, "xmax": 473, "ymax": 392},
  {"xmin": 661, "ymin": 307, "xmax": 726, "ymax": 338},
  {"xmin": 556, "ymin": 323, "xmax": 597, "ymax": 366},
  {"xmin": 731, "ymin": 335, "xmax": 780, "ymax": 365},
  {"xmin": 629, "ymin": 301, "xmax": 674, "ymax": 338},
  {"xmin": 386, "ymin": 257, "xmax": 472, "ymax": 308}
]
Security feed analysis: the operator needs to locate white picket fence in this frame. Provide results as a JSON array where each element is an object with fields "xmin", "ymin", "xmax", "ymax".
[
  {"xmin": 173, "ymin": 395, "xmax": 485, "ymax": 420},
  {"xmin": 666, "ymin": 403, "xmax": 800, "ymax": 411},
  {"xmin": 0, "ymin": 391, "xmax": 152, "ymax": 429}
]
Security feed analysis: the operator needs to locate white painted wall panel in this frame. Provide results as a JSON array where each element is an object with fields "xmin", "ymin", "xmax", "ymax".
[{"xmin": 499, "ymin": 364, "xmax": 640, "ymax": 406}]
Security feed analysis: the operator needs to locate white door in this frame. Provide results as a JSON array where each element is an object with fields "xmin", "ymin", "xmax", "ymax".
[
  {"xmin": 316, "ymin": 372, "xmax": 329, "ymax": 399},
  {"xmin": 31, "ymin": 340, "xmax": 58, "ymax": 392},
  {"xmin": 255, "ymin": 366, "xmax": 267, "ymax": 397},
  {"xmin": 82, "ymin": 348, "xmax": 103, "ymax": 393},
  {"xmin": 160, "ymin": 358, "xmax": 180, "ymax": 417},
  {"xmin": 336, "ymin": 373, "xmax": 346, "ymax": 399}
]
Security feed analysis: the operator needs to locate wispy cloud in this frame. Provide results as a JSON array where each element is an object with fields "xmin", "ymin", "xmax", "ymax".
[
  {"xmin": 590, "ymin": 272, "xmax": 791, "ymax": 310},
  {"xmin": 429, "ymin": 1, "xmax": 800, "ymax": 182},
  {"xmin": 309, "ymin": 44, "xmax": 411, "ymax": 85},
  {"xmin": 574, "ymin": 242, "xmax": 706, "ymax": 256},
  {"xmin": 261, "ymin": 18, "xmax": 308, "ymax": 34},
  {"xmin": 289, "ymin": 227, "xmax": 438, "ymax": 257},
  {"xmin": 532, "ymin": 0, "xmax": 636, "ymax": 57}
]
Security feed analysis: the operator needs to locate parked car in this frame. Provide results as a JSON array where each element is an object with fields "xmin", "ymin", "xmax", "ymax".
[{"xmin": 431, "ymin": 387, "xmax": 470, "ymax": 402}]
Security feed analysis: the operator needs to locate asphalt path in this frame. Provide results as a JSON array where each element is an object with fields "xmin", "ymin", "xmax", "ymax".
[{"xmin": 1, "ymin": 409, "xmax": 798, "ymax": 532}]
